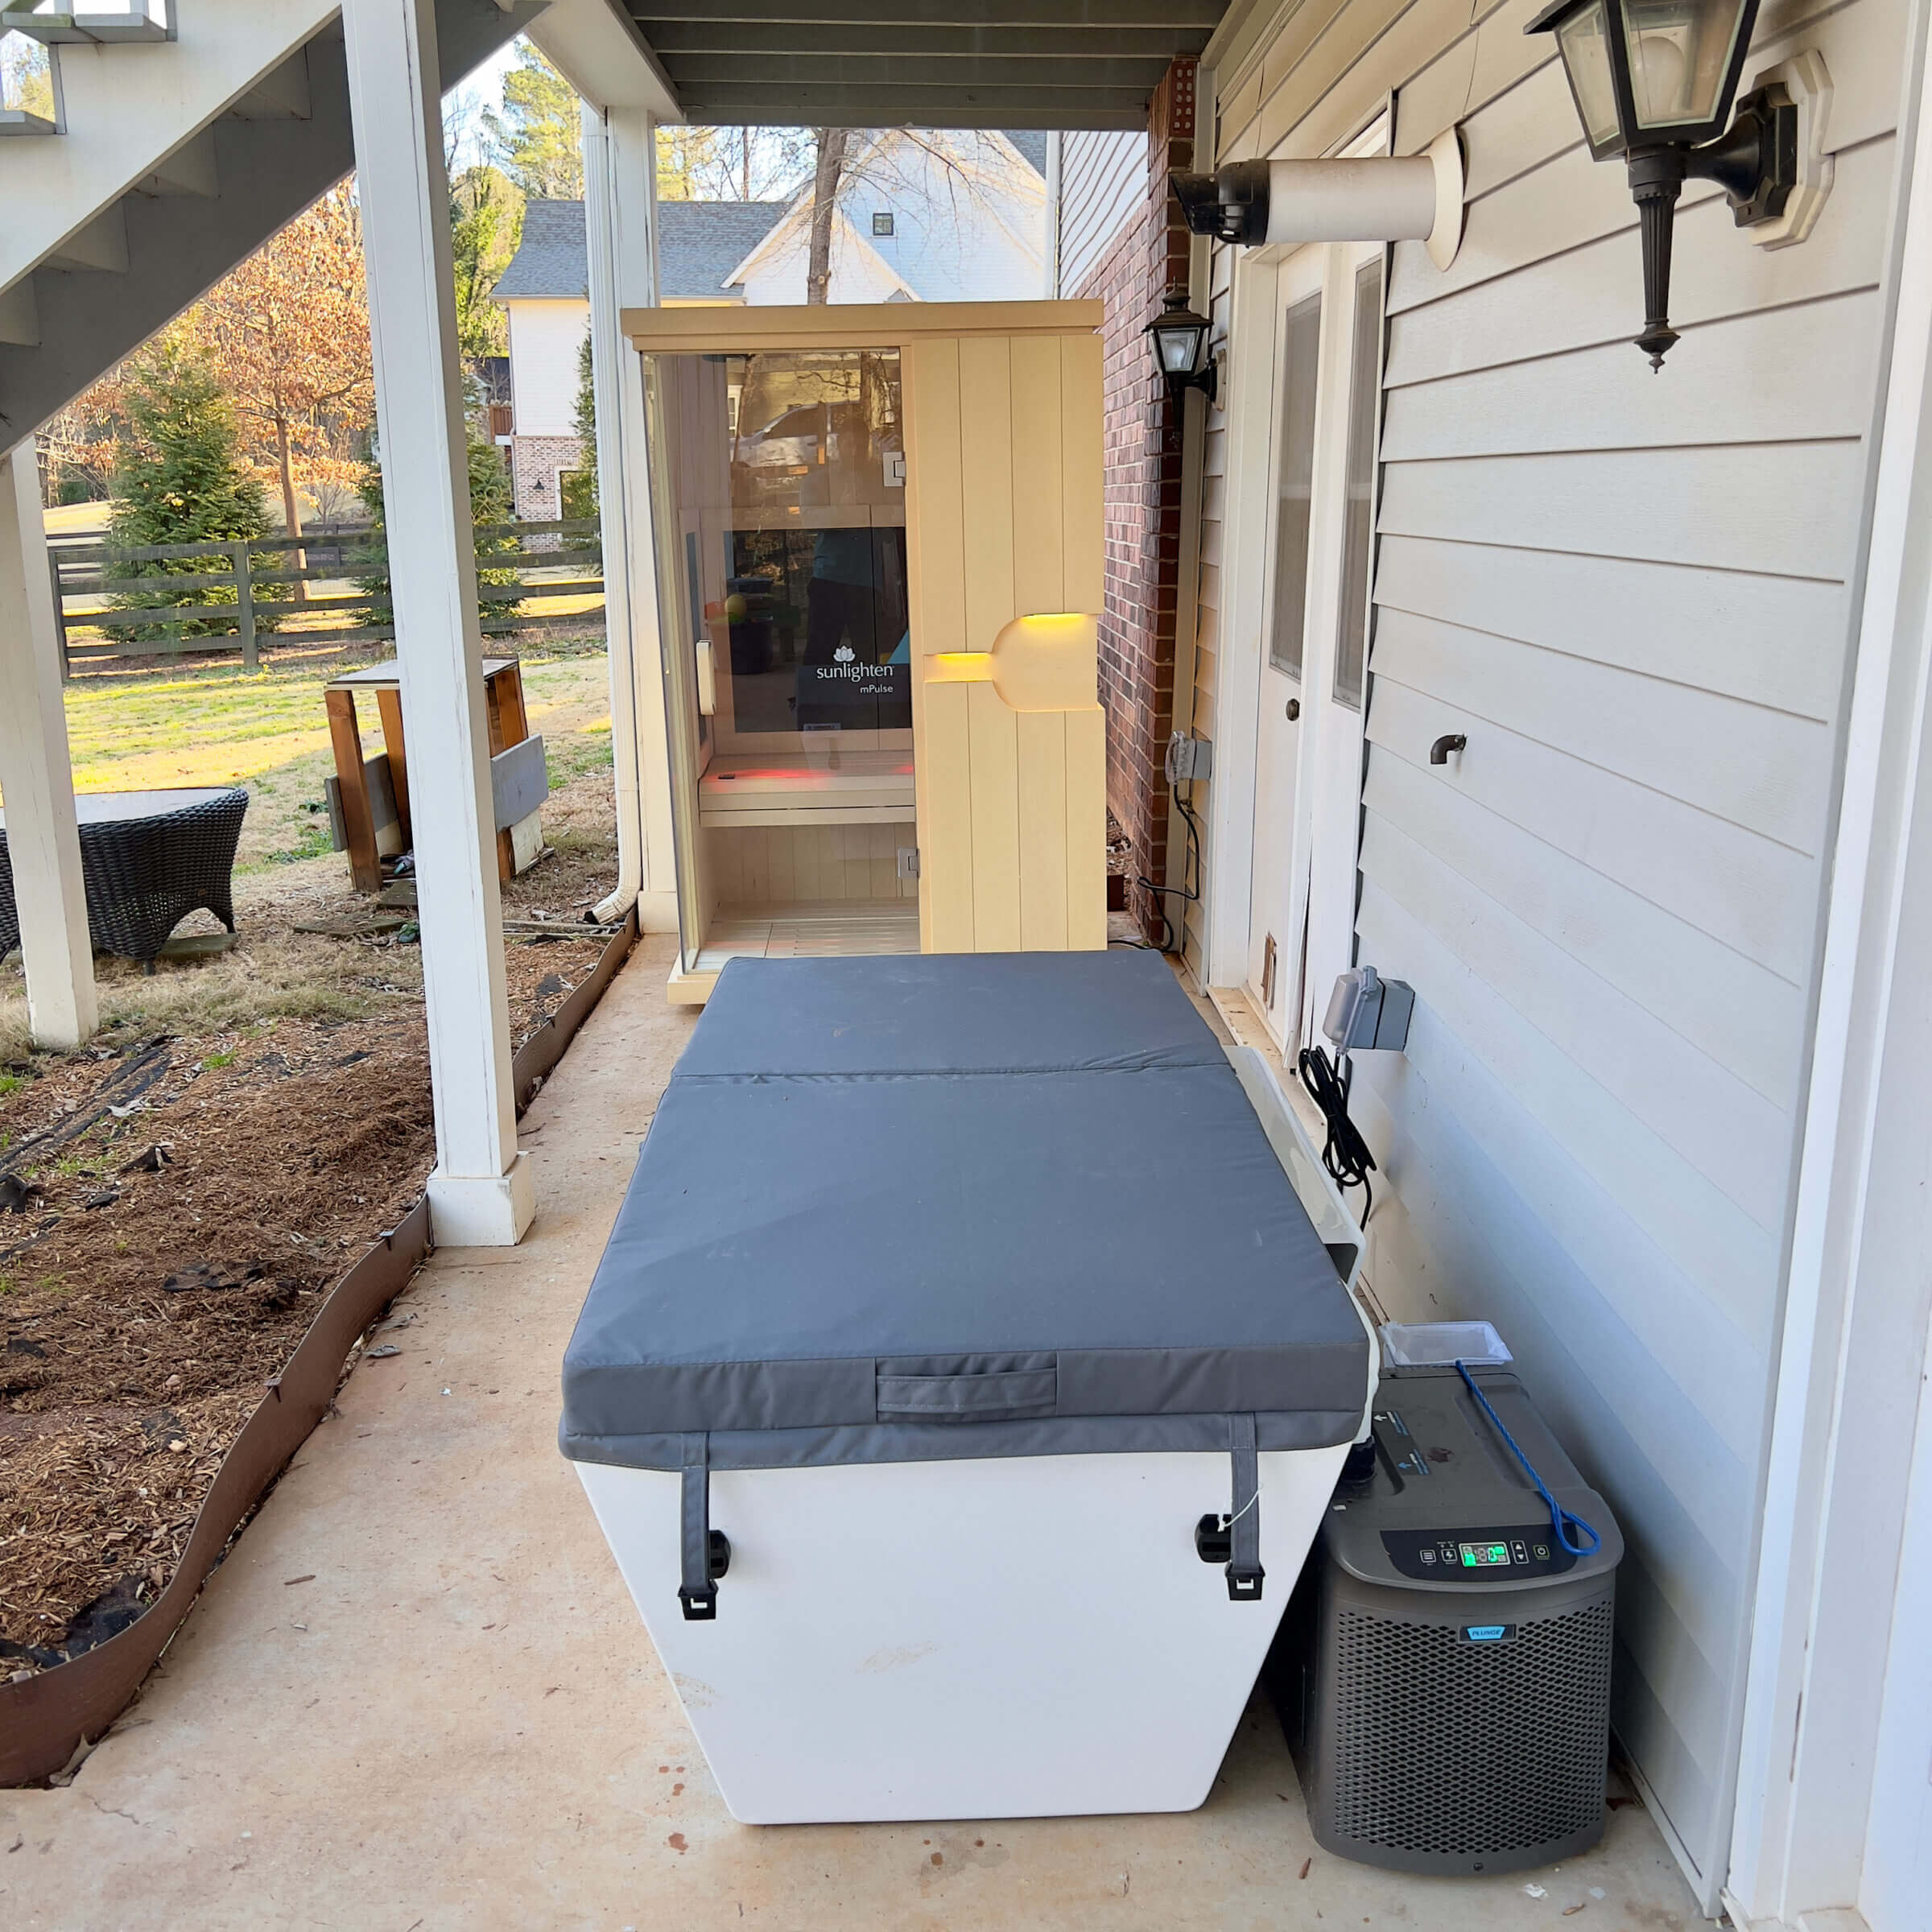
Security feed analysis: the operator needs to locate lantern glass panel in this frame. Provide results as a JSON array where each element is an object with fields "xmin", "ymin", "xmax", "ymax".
[
  {"xmin": 1621, "ymin": 0, "xmax": 1747, "ymax": 135},
  {"xmin": 1155, "ymin": 321, "xmax": 1203, "ymax": 375},
  {"xmin": 1554, "ymin": 0, "xmax": 1623, "ymax": 154}
]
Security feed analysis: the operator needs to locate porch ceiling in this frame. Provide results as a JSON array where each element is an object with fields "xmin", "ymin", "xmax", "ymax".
[{"xmin": 622, "ymin": 0, "xmax": 1224, "ymax": 129}]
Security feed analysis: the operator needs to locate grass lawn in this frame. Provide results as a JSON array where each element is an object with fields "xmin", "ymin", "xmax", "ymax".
[{"xmin": 57, "ymin": 647, "xmax": 615, "ymax": 873}]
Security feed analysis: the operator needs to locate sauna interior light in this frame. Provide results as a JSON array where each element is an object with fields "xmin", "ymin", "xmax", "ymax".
[{"xmin": 1528, "ymin": 0, "xmax": 1797, "ymax": 367}]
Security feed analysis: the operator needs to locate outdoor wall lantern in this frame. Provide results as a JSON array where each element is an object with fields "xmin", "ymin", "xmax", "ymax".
[
  {"xmin": 1146, "ymin": 293, "xmax": 1219, "ymax": 402},
  {"xmin": 1528, "ymin": 0, "xmax": 1797, "ymax": 367}
]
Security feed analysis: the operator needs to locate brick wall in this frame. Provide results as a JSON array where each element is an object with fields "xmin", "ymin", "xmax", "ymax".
[
  {"xmin": 510, "ymin": 433, "xmax": 582, "ymax": 526},
  {"xmin": 1075, "ymin": 58, "xmax": 1195, "ymax": 946}
]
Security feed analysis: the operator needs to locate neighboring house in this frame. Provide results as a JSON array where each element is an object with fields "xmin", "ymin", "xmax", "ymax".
[
  {"xmin": 727, "ymin": 128, "xmax": 1046, "ymax": 305},
  {"xmin": 1049, "ymin": 19, "xmax": 1932, "ymax": 1929},
  {"xmin": 493, "ymin": 199, "xmax": 786, "ymax": 517},
  {"xmin": 492, "ymin": 134, "xmax": 1045, "ymax": 518}
]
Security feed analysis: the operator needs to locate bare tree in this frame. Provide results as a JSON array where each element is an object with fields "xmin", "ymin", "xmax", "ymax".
[{"xmin": 805, "ymin": 127, "xmax": 852, "ymax": 305}]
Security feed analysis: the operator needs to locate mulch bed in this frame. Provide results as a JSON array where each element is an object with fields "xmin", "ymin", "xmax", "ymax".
[{"xmin": 0, "ymin": 931, "xmax": 608, "ymax": 1672}]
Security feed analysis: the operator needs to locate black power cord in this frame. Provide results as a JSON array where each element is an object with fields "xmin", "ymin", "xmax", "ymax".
[
  {"xmin": 1117, "ymin": 777, "xmax": 1204, "ymax": 954},
  {"xmin": 1297, "ymin": 1043, "xmax": 1377, "ymax": 1225}
]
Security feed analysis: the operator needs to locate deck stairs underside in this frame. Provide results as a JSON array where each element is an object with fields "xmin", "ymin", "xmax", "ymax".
[{"xmin": 0, "ymin": 0, "xmax": 543, "ymax": 450}]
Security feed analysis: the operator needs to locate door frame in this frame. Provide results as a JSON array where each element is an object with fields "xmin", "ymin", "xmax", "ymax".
[{"xmin": 1204, "ymin": 105, "xmax": 1393, "ymax": 1025}]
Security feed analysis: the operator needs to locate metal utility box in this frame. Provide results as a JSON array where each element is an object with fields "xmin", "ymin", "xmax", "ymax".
[{"xmin": 1267, "ymin": 1364, "xmax": 1624, "ymax": 1875}]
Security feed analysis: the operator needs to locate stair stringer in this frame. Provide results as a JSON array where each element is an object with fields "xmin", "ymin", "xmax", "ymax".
[{"xmin": 0, "ymin": 0, "xmax": 546, "ymax": 448}]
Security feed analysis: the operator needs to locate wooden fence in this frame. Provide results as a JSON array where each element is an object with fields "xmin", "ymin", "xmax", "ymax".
[{"xmin": 47, "ymin": 519, "xmax": 605, "ymax": 675}]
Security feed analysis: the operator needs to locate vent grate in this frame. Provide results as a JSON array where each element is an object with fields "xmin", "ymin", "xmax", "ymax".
[{"xmin": 1329, "ymin": 1597, "xmax": 1613, "ymax": 1856}]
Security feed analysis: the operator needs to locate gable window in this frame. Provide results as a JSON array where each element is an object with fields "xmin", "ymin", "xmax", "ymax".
[{"xmin": 872, "ymin": 212, "xmax": 895, "ymax": 237}]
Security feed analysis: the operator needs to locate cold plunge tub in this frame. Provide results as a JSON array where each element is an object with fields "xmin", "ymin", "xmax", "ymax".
[{"xmin": 559, "ymin": 951, "xmax": 1373, "ymax": 1824}]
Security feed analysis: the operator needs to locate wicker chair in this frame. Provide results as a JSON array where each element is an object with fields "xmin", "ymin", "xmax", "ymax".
[{"xmin": 0, "ymin": 786, "xmax": 249, "ymax": 968}]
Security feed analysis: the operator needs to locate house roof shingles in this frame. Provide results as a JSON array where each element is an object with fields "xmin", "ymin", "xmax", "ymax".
[{"xmin": 493, "ymin": 197, "xmax": 787, "ymax": 303}]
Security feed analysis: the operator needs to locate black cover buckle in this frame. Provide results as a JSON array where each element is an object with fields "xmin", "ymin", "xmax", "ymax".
[
  {"xmin": 677, "ymin": 1532, "xmax": 731, "ymax": 1620},
  {"xmin": 1196, "ymin": 1514, "xmax": 1266, "ymax": 1601},
  {"xmin": 1225, "ymin": 1563, "xmax": 1265, "ymax": 1602}
]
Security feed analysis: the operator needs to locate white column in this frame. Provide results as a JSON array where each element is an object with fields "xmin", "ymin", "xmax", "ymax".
[
  {"xmin": 341, "ymin": 0, "xmax": 530, "ymax": 1247},
  {"xmin": 584, "ymin": 100, "xmax": 675, "ymax": 930},
  {"xmin": 0, "ymin": 443, "xmax": 97, "ymax": 1051},
  {"xmin": 1727, "ymin": 7, "xmax": 1932, "ymax": 1922},
  {"xmin": 584, "ymin": 101, "xmax": 679, "ymax": 932}
]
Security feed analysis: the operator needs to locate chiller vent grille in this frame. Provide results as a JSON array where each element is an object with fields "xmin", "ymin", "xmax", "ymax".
[{"xmin": 1331, "ymin": 1597, "xmax": 1613, "ymax": 1857}]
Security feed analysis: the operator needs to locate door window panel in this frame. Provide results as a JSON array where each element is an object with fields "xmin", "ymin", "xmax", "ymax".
[
  {"xmin": 1267, "ymin": 293, "xmax": 1323, "ymax": 677},
  {"xmin": 1333, "ymin": 259, "xmax": 1383, "ymax": 711}
]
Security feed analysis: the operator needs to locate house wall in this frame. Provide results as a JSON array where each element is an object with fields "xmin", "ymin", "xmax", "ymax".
[
  {"xmin": 506, "ymin": 297, "xmax": 588, "ymax": 438},
  {"xmin": 1195, "ymin": 0, "xmax": 1909, "ymax": 1907},
  {"xmin": 733, "ymin": 134, "xmax": 1046, "ymax": 308},
  {"xmin": 1055, "ymin": 129, "xmax": 1149, "ymax": 295},
  {"xmin": 733, "ymin": 218, "xmax": 913, "ymax": 306},
  {"xmin": 509, "ymin": 432, "xmax": 583, "ymax": 525},
  {"xmin": 1075, "ymin": 62, "xmax": 1198, "ymax": 943}
]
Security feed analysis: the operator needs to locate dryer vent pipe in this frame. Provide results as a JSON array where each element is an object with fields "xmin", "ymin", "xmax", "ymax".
[{"xmin": 1174, "ymin": 128, "xmax": 1465, "ymax": 271}]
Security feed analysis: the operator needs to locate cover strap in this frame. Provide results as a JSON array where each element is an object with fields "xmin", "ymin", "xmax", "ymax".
[
  {"xmin": 1226, "ymin": 1412, "xmax": 1265, "ymax": 1602},
  {"xmin": 679, "ymin": 1431, "xmax": 717, "ymax": 1620}
]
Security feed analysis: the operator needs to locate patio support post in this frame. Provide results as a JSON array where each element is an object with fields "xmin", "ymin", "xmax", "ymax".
[
  {"xmin": 584, "ymin": 100, "xmax": 678, "ymax": 933},
  {"xmin": 0, "ymin": 442, "xmax": 98, "ymax": 1051},
  {"xmin": 341, "ymin": 0, "xmax": 531, "ymax": 1247}
]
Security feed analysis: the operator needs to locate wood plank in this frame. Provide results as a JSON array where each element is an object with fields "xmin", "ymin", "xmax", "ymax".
[
  {"xmin": 1059, "ymin": 332, "xmax": 1105, "ymax": 613},
  {"xmin": 903, "ymin": 336, "xmax": 965, "ymax": 656},
  {"xmin": 1376, "ymin": 440, "xmax": 1864, "ymax": 580},
  {"xmin": 1358, "ymin": 819, "xmax": 1794, "ymax": 1232},
  {"xmin": 374, "ymin": 687, "xmax": 411, "ymax": 851},
  {"xmin": 624, "ymin": 297, "xmax": 1103, "ymax": 351},
  {"xmin": 1064, "ymin": 703, "xmax": 1108, "ymax": 949},
  {"xmin": 1372, "ymin": 606, "xmax": 1835, "ymax": 851},
  {"xmin": 1010, "ymin": 333, "xmax": 1066, "ymax": 617},
  {"xmin": 1385, "ymin": 136, "xmax": 1893, "ymax": 383},
  {"xmin": 324, "ymin": 687, "xmax": 380, "ymax": 894},
  {"xmin": 967, "ymin": 679, "xmax": 1022, "ymax": 950},
  {"xmin": 1373, "ymin": 533, "xmax": 1846, "ymax": 720},
  {"xmin": 1016, "ymin": 709, "xmax": 1070, "ymax": 950},
  {"xmin": 959, "ymin": 336, "xmax": 1017, "ymax": 654},
  {"xmin": 922, "ymin": 681, "xmax": 976, "ymax": 951},
  {"xmin": 1364, "ymin": 750, "xmax": 1808, "ymax": 1103}
]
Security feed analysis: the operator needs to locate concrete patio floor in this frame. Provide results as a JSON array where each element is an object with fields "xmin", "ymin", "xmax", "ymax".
[{"xmin": 2, "ymin": 937, "xmax": 1708, "ymax": 1930}]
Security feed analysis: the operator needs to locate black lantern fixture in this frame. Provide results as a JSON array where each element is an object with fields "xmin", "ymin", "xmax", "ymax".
[
  {"xmin": 1145, "ymin": 291, "xmax": 1218, "ymax": 402},
  {"xmin": 1528, "ymin": 0, "xmax": 1796, "ymax": 367}
]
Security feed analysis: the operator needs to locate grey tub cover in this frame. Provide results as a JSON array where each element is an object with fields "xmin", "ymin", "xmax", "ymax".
[{"xmin": 560, "ymin": 950, "xmax": 1368, "ymax": 1474}]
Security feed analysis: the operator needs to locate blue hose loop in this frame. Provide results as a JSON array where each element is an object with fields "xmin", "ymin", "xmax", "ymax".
[{"xmin": 1455, "ymin": 1360, "xmax": 1602, "ymax": 1558}]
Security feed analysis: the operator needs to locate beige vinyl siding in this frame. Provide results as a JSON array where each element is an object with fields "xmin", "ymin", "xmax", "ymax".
[
  {"xmin": 1181, "ymin": 237, "xmax": 1237, "ymax": 972},
  {"xmin": 1057, "ymin": 130, "xmax": 1149, "ymax": 295},
  {"xmin": 1208, "ymin": 0, "xmax": 1905, "ymax": 1902}
]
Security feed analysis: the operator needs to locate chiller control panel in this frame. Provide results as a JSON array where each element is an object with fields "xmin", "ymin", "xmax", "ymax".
[{"xmin": 1379, "ymin": 1524, "xmax": 1577, "ymax": 1582}]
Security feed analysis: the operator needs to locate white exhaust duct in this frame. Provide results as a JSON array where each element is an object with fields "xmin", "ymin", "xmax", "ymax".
[{"xmin": 1174, "ymin": 127, "xmax": 1465, "ymax": 271}]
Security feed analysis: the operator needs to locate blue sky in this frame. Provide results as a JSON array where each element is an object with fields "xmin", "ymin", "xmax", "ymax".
[{"xmin": 443, "ymin": 39, "xmax": 522, "ymax": 172}]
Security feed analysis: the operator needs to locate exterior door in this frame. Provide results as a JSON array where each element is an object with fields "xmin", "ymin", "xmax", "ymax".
[
  {"xmin": 1244, "ymin": 250, "xmax": 1324, "ymax": 1043},
  {"xmin": 1244, "ymin": 236, "xmax": 1385, "ymax": 1051},
  {"xmin": 1298, "ymin": 237, "xmax": 1385, "ymax": 1047}
]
